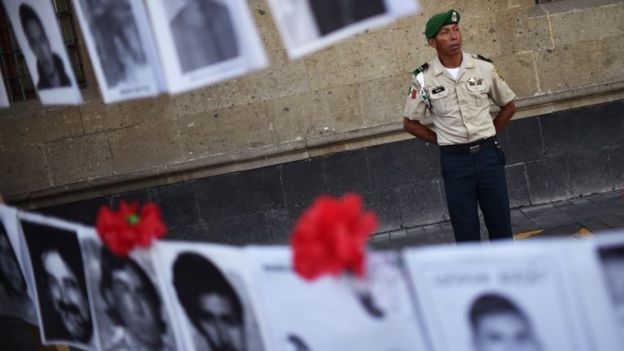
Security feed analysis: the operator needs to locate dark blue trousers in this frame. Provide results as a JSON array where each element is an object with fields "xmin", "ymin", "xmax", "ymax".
[{"xmin": 440, "ymin": 146, "xmax": 512, "ymax": 242}]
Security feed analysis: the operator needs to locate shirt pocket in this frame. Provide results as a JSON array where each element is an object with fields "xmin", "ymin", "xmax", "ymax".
[
  {"xmin": 429, "ymin": 87, "xmax": 450, "ymax": 115},
  {"xmin": 465, "ymin": 81, "xmax": 489, "ymax": 107}
]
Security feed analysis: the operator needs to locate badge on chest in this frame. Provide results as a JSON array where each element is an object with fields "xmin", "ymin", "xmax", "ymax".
[{"xmin": 467, "ymin": 77, "xmax": 484, "ymax": 86}]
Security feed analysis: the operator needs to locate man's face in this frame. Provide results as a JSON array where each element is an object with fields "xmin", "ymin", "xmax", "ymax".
[
  {"xmin": 108, "ymin": 265, "xmax": 162, "ymax": 347},
  {"xmin": 42, "ymin": 251, "xmax": 91, "ymax": 341},
  {"xmin": 196, "ymin": 293, "xmax": 244, "ymax": 351},
  {"xmin": 0, "ymin": 234, "xmax": 26, "ymax": 294},
  {"xmin": 24, "ymin": 19, "xmax": 53, "ymax": 66},
  {"xmin": 473, "ymin": 312, "xmax": 541, "ymax": 351},
  {"xmin": 429, "ymin": 24, "xmax": 462, "ymax": 56}
]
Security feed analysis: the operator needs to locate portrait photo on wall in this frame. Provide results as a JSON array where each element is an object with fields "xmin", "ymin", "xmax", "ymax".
[
  {"xmin": 70, "ymin": 0, "xmax": 164, "ymax": 104},
  {"xmin": 403, "ymin": 242, "xmax": 594, "ymax": 351},
  {"xmin": 266, "ymin": 0, "xmax": 420, "ymax": 59},
  {"xmin": 0, "ymin": 70, "xmax": 9, "ymax": 107},
  {"xmin": 3, "ymin": 0, "xmax": 82, "ymax": 105},
  {"xmin": 78, "ymin": 228, "xmax": 180, "ymax": 351},
  {"xmin": 18, "ymin": 213, "xmax": 95, "ymax": 350},
  {"xmin": 0, "ymin": 205, "xmax": 37, "ymax": 324},
  {"xmin": 153, "ymin": 241, "xmax": 266, "ymax": 351},
  {"xmin": 144, "ymin": 0, "xmax": 267, "ymax": 94},
  {"xmin": 246, "ymin": 247, "xmax": 428, "ymax": 351}
]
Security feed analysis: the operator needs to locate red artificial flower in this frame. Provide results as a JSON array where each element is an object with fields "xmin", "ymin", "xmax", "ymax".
[
  {"xmin": 291, "ymin": 193, "xmax": 378, "ymax": 281},
  {"xmin": 96, "ymin": 201, "xmax": 167, "ymax": 256}
]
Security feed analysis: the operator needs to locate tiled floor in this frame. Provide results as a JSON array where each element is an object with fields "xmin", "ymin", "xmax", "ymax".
[{"xmin": 371, "ymin": 189, "xmax": 624, "ymax": 249}]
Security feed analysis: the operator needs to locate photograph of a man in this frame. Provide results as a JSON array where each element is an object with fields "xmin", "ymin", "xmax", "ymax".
[
  {"xmin": 18, "ymin": 4, "xmax": 71, "ymax": 90},
  {"xmin": 247, "ymin": 248, "xmax": 426, "ymax": 351},
  {"xmin": 20, "ymin": 220, "xmax": 94, "ymax": 348},
  {"xmin": 469, "ymin": 293, "xmax": 542, "ymax": 351},
  {"xmin": 98, "ymin": 247, "xmax": 174, "ymax": 351},
  {"xmin": 0, "ymin": 220, "xmax": 35, "ymax": 321},
  {"xmin": 77, "ymin": 0, "xmax": 147, "ymax": 88},
  {"xmin": 308, "ymin": 0, "xmax": 386, "ymax": 35},
  {"xmin": 599, "ymin": 246, "xmax": 624, "ymax": 336},
  {"xmin": 173, "ymin": 251, "xmax": 245, "ymax": 351},
  {"xmin": 170, "ymin": 0, "xmax": 239, "ymax": 73}
]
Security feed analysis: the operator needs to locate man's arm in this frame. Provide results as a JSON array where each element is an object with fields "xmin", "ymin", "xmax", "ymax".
[
  {"xmin": 492, "ymin": 100, "xmax": 516, "ymax": 133},
  {"xmin": 403, "ymin": 117, "xmax": 438, "ymax": 144}
]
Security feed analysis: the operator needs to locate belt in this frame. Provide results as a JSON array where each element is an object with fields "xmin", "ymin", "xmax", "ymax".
[{"xmin": 439, "ymin": 136, "xmax": 497, "ymax": 154}]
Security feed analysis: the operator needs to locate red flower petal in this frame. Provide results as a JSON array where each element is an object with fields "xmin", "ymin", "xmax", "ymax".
[
  {"xmin": 96, "ymin": 200, "xmax": 167, "ymax": 256},
  {"xmin": 291, "ymin": 193, "xmax": 378, "ymax": 281}
]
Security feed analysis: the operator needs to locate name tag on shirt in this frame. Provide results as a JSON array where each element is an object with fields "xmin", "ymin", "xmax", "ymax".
[{"xmin": 432, "ymin": 86, "xmax": 445, "ymax": 94}]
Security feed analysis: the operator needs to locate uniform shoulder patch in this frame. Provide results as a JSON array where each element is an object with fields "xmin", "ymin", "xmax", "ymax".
[
  {"xmin": 473, "ymin": 54, "xmax": 493, "ymax": 63},
  {"xmin": 412, "ymin": 63, "xmax": 429, "ymax": 75}
]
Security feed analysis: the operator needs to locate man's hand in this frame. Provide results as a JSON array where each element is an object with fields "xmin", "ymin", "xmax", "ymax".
[
  {"xmin": 403, "ymin": 117, "xmax": 438, "ymax": 144},
  {"xmin": 493, "ymin": 100, "xmax": 516, "ymax": 133}
]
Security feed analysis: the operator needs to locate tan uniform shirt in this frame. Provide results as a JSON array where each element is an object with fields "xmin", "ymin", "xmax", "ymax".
[{"xmin": 404, "ymin": 52, "xmax": 515, "ymax": 146}]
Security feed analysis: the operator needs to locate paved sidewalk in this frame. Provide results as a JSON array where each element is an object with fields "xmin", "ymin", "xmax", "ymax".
[{"xmin": 371, "ymin": 189, "xmax": 624, "ymax": 249}]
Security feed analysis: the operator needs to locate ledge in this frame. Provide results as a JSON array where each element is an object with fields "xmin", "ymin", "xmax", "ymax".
[
  {"xmin": 9, "ymin": 80, "xmax": 624, "ymax": 208},
  {"xmin": 532, "ymin": 0, "xmax": 622, "ymax": 16}
]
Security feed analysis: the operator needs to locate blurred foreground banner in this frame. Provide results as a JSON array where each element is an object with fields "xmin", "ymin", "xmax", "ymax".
[{"xmin": 0, "ymin": 202, "xmax": 623, "ymax": 350}]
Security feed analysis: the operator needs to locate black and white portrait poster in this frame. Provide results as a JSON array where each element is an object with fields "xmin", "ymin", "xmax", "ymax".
[
  {"xmin": 566, "ymin": 232, "xmax": 624, "ymax": 350},
  {"xmin": 0, "ymin": 70, "xmax": 9, "ymax": 107},
  {"xmin": 71, "ymin": 0, "xmax": 165, "ymax": 104},
  {"xmin": 18, "ymin": 212, "xmax": 96, "ymax": 350},
  {"xmin": 267, "ymin": 0, "xmax": 420, "ymax": 59},
  {"xmin": 153, "ymin": 241, "xmax": 266, "ymax": 351},
  {"xmin": 144, "ymin": 0, "xmax": 268, "ymax": 94},
  {"xmin": 77, "ymin": 228, "xmax": 180, "ymax": 351},
  {"xmin": 246, "ymin": 246, "xmax": 428, "ymax": 351},
  {"xmin": 403, "ymin": 240, "xmax": 595, "ymax": 351},
  {"xmin": 3, "ymin": 0, "xmax": 82, "ymax": 105},
  {"xmin": 0, "ymin": 205, "xmax": 37, "ymax": 324}
]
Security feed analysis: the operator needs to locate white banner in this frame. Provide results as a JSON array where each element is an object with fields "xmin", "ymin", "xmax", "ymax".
[{"xmin": 0, "ymin": 203, "xmax": 622, "ymax": 351}]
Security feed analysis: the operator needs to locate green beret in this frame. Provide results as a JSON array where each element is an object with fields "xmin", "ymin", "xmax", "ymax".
[{"xmin": 425, "ymin": 9, "xmax": 460, "ymax": 38}]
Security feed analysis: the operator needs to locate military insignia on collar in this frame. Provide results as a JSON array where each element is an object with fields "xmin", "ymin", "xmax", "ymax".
[
  {"xmin": 413, "ymin": 63, "xmax": 429, "ymax": 75},
  {"xmin": 467, "ymin": 77, "xmax": 483, "ymax": 86},
  {"xmin": 432, "ymin": 86, "xmax": 445, "ymax": 94}
]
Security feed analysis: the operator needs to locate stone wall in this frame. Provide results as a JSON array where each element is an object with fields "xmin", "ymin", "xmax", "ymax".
[
  {"xmin": 37, "ymin": 100, "xmax": 624, "ymax": 244},
  {"xmin": 1, "ymin": 0, "xmax": 624, "ymax": 208}
]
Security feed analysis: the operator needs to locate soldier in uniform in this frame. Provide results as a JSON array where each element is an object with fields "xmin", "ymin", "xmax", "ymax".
[{"xmin": 403, "ymin": 9, "xmax": 517, "ymax": 242}]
